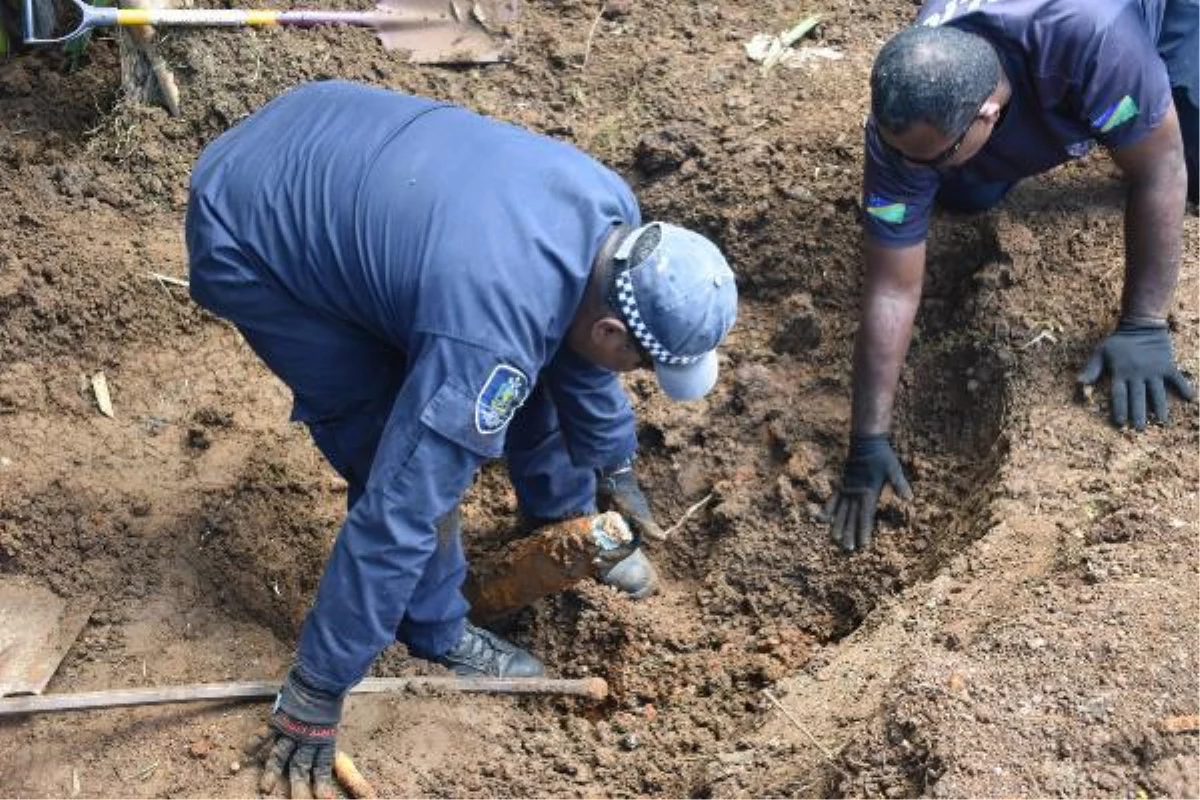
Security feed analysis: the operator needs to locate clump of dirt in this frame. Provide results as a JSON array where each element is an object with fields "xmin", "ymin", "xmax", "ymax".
[
  {"xmin": 192, "ymin": 437, "xmax": 344, "ymax": 641},
  {"xmin": 0, "ymin": 478, "xmax": 162, "ymax": 600}
]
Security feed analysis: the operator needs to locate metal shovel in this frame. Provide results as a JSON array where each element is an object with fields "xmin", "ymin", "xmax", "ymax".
[{"xmin": 22, "ymin": 0, "xmax": 519, "ymax": 63}]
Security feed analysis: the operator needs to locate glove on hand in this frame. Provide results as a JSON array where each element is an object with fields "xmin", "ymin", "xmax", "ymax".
[
  {"xmin": 1077, "ymin": 318, "xmax": 1196, "ymax": 430},
  {"xmin": 823, "ymin": 434, "xmax": 913, "ymax": 553},
  {"xmin": 597, "ymin": 458, "xmax": 665, "ymax": 541},
  {"xmin": 253, "ymin": 667, "xmax": 343, "ymax": 799}
]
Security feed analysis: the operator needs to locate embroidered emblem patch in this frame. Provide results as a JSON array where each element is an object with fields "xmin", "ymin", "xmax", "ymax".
[
  {"xmin": 1066, "ymin": 140, "xmax": 1098, "ymax": 159},
  {"xmin": 475, "ymin": 364, "xmax": 531, "ymax": 434},
  {"xmin": 866, "ymin": 193, "xmax": 907, "ymax": 224},
  {"xmin": 1095, "ymin": 95, "xmax": 1139, "ymax": 134}
]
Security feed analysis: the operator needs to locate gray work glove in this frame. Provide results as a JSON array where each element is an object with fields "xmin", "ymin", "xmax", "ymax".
[
  {"xmin": 823, "ymin": 434, "xmax": 913, "ymax": 553},
  {"xmin": 597, "ymin": 458, "xmax": 666, "ymax": 541},
  {"xmin": 251, "ymin": 667, "xmax": 343, "ymax": 799},
  {"xmin": 1077, "ymin": 318, "xmax": 1196, "ymax": 430}
]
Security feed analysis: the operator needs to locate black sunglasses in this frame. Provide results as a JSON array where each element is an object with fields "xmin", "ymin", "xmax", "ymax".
[
  {"xmin": 882, "ymin": 81, "xmax": 999, "ymax": 169},
  {"xmin": 884, "ymin": 117, "xmax": 975, "ymax": 168}
]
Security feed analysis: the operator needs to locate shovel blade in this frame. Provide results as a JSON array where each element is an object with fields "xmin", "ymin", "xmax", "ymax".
[
  {"xmin": 375, "ymin": 0, "xmax": 518, "ymax": 63},
  {"xmin": 0, "ymin": 577, "xmax": 95, "ymax": 697}
]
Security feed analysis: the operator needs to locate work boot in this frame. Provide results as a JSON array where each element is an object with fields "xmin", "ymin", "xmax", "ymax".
[
  {"xmin": 435, "ymin": 622, "xmax": 545, "ymax": 678},
  {"xmin": 597, "ymin": 547, "xmax": 659, "ymax": 600}
]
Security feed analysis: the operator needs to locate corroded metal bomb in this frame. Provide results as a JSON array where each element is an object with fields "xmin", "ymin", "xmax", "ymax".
[{"xmin": 465, "ymin": 512, "xmax": 636, "ymax": 622}]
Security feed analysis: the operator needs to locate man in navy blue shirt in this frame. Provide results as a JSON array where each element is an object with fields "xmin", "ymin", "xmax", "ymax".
[
  {"xmin": 186, "ymin": 80, "xmax": 738, "ymax": 797},
  {"xmin": 826, "ymin": 0, "xmax": 1197, "ymax": 553}
]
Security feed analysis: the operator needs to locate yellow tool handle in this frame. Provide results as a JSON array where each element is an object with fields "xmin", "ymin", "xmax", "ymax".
[{"xmin": 115, "ymin": 7, "xmax": 282, "ymax": 26}]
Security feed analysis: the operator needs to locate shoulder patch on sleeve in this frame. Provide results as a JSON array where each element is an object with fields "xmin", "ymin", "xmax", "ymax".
[
  {"xmin": 1095, "ymin": 95, "xmax": 1140, "ymax": 133},
  {"xmin": 866, "ymin": 193, "xmax": 907, "ymax": 224},
  {"xmin": 475, "ymin": 364, "xmax": 531, "ymax": 434}
]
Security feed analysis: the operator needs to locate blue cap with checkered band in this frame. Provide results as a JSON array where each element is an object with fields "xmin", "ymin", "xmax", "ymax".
[{"xmin": 608, "ymin": 222, "xmax": 738, "ymax": 401}]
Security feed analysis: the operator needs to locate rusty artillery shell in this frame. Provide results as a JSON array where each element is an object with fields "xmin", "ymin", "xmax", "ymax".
[{"xmin": 465, "ymin": 512, "xmax": 633, "ymax": 622}]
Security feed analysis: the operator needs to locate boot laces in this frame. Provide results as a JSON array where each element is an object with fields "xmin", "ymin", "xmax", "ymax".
[{"xmin": 454, "ymin": 624, "xmax": 512, "ymax": 670}]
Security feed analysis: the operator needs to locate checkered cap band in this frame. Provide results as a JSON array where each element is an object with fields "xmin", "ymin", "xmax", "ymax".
[{"xmin": 614, "ymin": 271, "xmax": 705, "ymax": 367}]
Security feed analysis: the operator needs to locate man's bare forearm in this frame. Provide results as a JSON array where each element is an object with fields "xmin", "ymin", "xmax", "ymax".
[
  {"xmin": 850, "ymin": 241, "xmax": 926, "ymax": 435},
  {"xmin": 1112, "ymin": 111, "xmax": 1188, "ymax": 321},
  {"xmin": 1121, "ymin": 174, "xmax": 1185, "ymax": 320}
]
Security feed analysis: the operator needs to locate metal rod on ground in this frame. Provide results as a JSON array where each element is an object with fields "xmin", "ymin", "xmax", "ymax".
[{"xmin": 0, "ymin": 675, "xmax": 609, "ymax": 716}]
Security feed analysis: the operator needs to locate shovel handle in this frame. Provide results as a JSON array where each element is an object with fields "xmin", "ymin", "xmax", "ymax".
[
  {"xmin": 22, "ymin": 0, "xmax": 406, "ymax": 45},
  {"xmin": 24, "ymin": 0, "xmax": 510, "ymax": 63},
  {"xmin": 112, "ymin": 7, "xmax": 382, "ymax": 27},
  {"xmin": 0, "ymin": 675, "xmax": 608, "ymax": 716}
]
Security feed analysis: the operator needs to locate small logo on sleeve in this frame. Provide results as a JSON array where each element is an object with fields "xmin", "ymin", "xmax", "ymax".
[
  {"xmin": 866, "ymin": 194, "xmax": 907, "ymax": 224},
  {"xmin": 1094, "ymin": 95, "xmax": 1139, "ymax": 133},
  {"xmin": 475, "ymin": 364, "xmax": 531, "ymax": 434}
]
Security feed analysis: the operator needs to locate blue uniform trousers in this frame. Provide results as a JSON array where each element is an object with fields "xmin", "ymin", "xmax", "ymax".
[{"xmin": 199, "ymin": 271, "xmax": 595, "ymax": 656}]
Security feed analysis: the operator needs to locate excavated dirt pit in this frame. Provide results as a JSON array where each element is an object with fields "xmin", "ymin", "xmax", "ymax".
[{"xmin": 1, "ymin": 0, "xmax": 1197, "ymax": 797}]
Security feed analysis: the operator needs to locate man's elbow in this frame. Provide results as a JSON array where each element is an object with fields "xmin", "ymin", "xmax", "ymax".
[
  {"xmin": 1118, "ymin": 126, "xmax": 1185, "ymax": 196},
  {"xmin": 1122, "ymin": 133, "xmax": 1188, "ymax": 196}
]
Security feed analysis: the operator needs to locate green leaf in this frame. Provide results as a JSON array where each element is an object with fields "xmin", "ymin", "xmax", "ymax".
[{"xmin": 780, "ymin": 13, "xmax": 821, "ymax": 47}]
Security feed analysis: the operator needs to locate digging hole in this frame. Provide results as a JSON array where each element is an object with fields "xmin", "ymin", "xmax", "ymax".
[
  {"xmin": 905, "ymin": 340, "xmax": 1008, "ymax": 459},
  {"xmin": 896, "ymin": 226, "xmax": 1016, "ymax": 573},
  {"xmin": 795, "ymin": 335, "xmax": 1012, "ymax": 653}
]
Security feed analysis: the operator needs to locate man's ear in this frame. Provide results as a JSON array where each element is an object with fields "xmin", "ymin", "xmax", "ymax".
[
  {"xmin": 979, "ymin": 96, "xmax": 1004, "ymax": 124},
  {"xmin": 591, "ymin": 317, "xmax": 628, "ymax": 348}
]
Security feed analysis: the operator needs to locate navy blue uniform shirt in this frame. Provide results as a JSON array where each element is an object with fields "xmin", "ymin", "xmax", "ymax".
[
  {"xmin": 188, "ymin": 82, "xmax": 640, "ymax": 691},
  {"xmin": 863, "ymin": 0, "xmax": 1175, "ymax": 246}
]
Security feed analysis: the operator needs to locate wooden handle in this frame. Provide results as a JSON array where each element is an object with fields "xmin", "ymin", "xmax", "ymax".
[{"xmin": 334, "ymin": 751, "xmax": 377, "ymax": 799}]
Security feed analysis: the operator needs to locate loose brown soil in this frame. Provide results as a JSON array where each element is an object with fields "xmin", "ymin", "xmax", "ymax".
[{"xmin": 1, "ymin": 1, "xmax": 1197, "ymax": 797}]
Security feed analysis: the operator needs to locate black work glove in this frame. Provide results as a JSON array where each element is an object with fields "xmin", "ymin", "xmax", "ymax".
[
  {"xmin": 251, "ymin": 667, "xmax": 343, "ymax": 799},
  {"xmin": 1077, "ymin": 318, "xmax": 1196, "ymax": 430},
  {"xmin": 823, "ymin": 434, "xmax": 913, "ymax": 553},
  {"xmin": 597, "ymin": 458, "xmax": 665, "ymax": 541}
]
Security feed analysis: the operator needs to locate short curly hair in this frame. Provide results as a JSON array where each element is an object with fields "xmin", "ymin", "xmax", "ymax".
[{"xmin": 870, "ymin": 25, "xmax": 1001, "ymax": 137}]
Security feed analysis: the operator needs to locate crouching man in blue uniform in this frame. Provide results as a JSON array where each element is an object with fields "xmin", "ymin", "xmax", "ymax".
[
  {"xmin": 185, "ymin": 80, "xmax": 738, "ymax": 797},
  {"xmin": 824, "ymin": 0, "xmax": 1198, "ymax": 553}
]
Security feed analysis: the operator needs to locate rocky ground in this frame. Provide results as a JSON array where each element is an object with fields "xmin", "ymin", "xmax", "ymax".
[{"xmin": 1, "ymin": 0, "xmax": 1197, "ymax": 797}]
